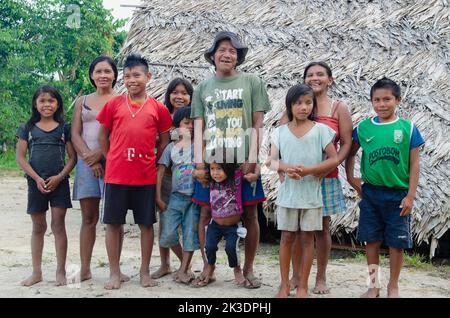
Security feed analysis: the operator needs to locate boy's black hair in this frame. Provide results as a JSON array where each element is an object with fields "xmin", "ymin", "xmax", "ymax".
[
  {"xmin": 89, "ymin": 55, "xmax": 118, "ymax": 88},
  {"xmin": 172, "ymin": 106, "xmax": 192, "ymax": 128},
  {"xmin": 303, "ymin": 61, "xmax": 332, "ymax": 81},
  {"xmin": 26, "ymin": 85, "xmax": 65, "ymax": 131},
  {"xmin": 123, "ymin": 53, "xmax": 149, "ymax": 73},
  {"xmin": 370, "ymin": 77, "xmax": 401, "ymax": 99},
  {"xmin": 164, "ymin": 78, "xmax": 194, "ymax": 114},
  {"xmin": 285, "ymin": 84, "xmax": 317, "ymax": 121}
]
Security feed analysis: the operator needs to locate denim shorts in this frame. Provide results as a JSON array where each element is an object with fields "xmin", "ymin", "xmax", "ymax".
[
  {"xmin": 160, "ymin": 192, "xmax": 200, "ymax": 251},
  {"xmin": 357, "ymin": 183, "xmax": 412, "ymax": 249},
  {"xmin": 73, "ymin": 159, "xmax": 104, "ymax": 200},
  {"xmin": 192, "ymin": 176, "xmax": 265, "ymax": 206}
]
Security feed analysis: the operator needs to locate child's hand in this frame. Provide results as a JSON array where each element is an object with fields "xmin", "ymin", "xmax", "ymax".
[
  {"xmin": 36, "ymin": 177, "xmax": 51, "ymax": 194},
  {"xmin": 193, "ymin": 167, "xmax": 209, "ymax": 187},
  {"xmin": 296, "ymin": 165, "xmax": 311, "ymax": 177},
  {"xmin": 156, "ymin": 198, "xmax": 167, "ymax": 212},
  {"xmin": 83, "ymin": 150, "xmax": 102, "ymax": 166},
  {"xmin": 286, "ymin": 167, "xmax": 302, "ymax": 180},
  {"xmin": 400, "ymin": 195, "xmax": 414, "ymax": 216},
  {"xmin": 91, "ymin": 162, "xmax": 104, "ymax": 178},
  {"xmin": 45, "ymin": 175, "xmax": 63, "ymax": 192},
  {"xmin": 348, "ymin": 177, "xmax": 362, "ymax": 196},
  {"xmin": 278, "ymin": 172, "xmax": 285, "ymax": 183},
  {"xmin": 244, "ymin": 172, "xmax": 259, "ymax": 183}
]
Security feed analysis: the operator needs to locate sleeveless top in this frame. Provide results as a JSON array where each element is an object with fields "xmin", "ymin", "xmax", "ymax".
[
  {"xmin": 315, "ymin": 100, "xmax": 340, "ymax": 178},
  {"xmin": 80, "ymin": 96, "xmax": 101, "ymax": 155},
  {"xmin": 210, "ymin": 169, "xmax": 244, "ymax": 219}
]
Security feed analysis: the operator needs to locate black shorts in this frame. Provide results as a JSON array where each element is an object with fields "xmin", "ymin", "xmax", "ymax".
[
  {"xmin": 103, "ymin": 183, "xmax": 156, "ymax": 225},
  {"xmin": 27, "ymin": 177, "xmax": 72, "ymax": 214}
]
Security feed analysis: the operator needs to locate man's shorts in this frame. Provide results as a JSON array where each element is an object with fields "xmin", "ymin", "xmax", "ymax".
[
  {"xmin": 73, "ymin": 159, "xmax": 104, "ymax": 200},
  {"xmin": 192, "ymin": 176, "xmax": 265, "ymax": 207},
  {"xmin": 276, "ymin": 206, "xmax": 323, "ymax": 232},
  {"xmin": 357, "ymin": 183, "xmax": 412, "ymax": 249},
  {"xmin": 27, "ymin": 177, "xmax": 72, "ymax": 214},
  {"xmin": 103, "ymin": 183, "xmax": 156, "ymax": 225}
]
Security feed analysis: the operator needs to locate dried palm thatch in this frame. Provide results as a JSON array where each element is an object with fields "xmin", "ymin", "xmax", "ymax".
[{"xmin": 119, "ymin": 0, "xmax": 450, "ymax": 257}]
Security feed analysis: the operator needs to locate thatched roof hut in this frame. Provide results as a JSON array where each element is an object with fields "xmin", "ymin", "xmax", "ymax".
[{"xmin": 118, "ymin": 0, "xmax": 450, "ymax": 257}]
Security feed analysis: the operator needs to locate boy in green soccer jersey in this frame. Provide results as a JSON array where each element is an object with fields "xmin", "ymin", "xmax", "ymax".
[{"xmin": 346, "ymin": 78, "xmax": 424, "ymax": 298}]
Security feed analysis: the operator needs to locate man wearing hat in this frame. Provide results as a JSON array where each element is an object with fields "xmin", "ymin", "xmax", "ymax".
[{"xmin": 191, "ymin": 31, "xmax": 271, "ymax": 288}]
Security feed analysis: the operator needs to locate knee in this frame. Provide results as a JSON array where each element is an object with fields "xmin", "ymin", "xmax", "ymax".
[
  {"xmin": 281, "ymin": 231, "xmax": 296, "ymax": 245},
  {"xmin": 32, "ymin": 221, "xmax": 47, "ymax": 236},
  {"xmin": 301, "ymin": 232, "xmax": 315, "ymax": 246},
  {"xmin": 51, "ymin": 219, "xmax": 66, "ymax": 235},
  {"xmin": 243, "ymin": 206, "xmax": 258, "ymax": 224},
  {"xmin": 225, "ymin": 243, "xmax": 237, "ymax": 256},
  {"xmin": 82, "ymin": 213, "xmax": 99, "ymax": 227}
]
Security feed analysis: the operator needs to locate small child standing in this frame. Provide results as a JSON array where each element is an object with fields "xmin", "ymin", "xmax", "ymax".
[
  {"xmin": 156, "ymin": 106, "xmax": 199, "ymax": 284},
  {"xmin": 16, "ymin": 85, "xmax": 76, "ymax": 286},
  {"xmin": 346, "ymin": 78, "xmax": 424, "ymax": 298},
  {"xmin": 193, "ymin": 152, "xmax": 258, "ymax": 288},
  {"xmin": 152, "ymin": 78, "xmax": 194, "ymax": 280},
  {"xmin": 268, "ymin": 84, "xmax": 338, "ymax": 298}
]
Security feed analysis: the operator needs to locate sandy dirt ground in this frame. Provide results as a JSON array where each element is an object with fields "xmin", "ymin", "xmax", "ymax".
[{"xmin": 0, "ymin": 175, "xmax": 449, "ymax": 298}]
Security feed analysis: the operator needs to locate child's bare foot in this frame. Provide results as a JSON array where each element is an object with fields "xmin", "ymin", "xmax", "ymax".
[
  {"xmin": 360, "ymin": 288, "xmax": 380, "ymax": 298},
  {"xmin": 312, "ymin": 279, "xmax": 330, "ymax": 294},
  {"xmin": 275, "ymin": 284, "xmax": 290, "ymax": 298},
  {"xmin": 104, "ymin": 274, "xmax": 121, "ymax": 290},
  {"xmin": 120, "ymin": 272, "xmax": 130, "ymax": 282},
  {"xmin": 296, "ymin": 287, "xmax": 309, "ymax": 298},
  {"xmin": 21, "ymin": 273, "xmax": 43, "ymax": 287},
  {"xmin": 55, "ymin": 271, "xmax": 67, "ymax": 286},
  {"xmin": 140, "ymin": 273, "xmax": 158, "ymax": 288},
  {"xmin": 175, "ymin": 271, "xmax": 194, "ymax": 285},
  {"xmin": 387, "ymin": 284, "xmax": 400, "ymax": 298},
  {"xmin": 234, "ymin": 268, "xmax": 246, "ymax": 286},
  {"xmin": 289, "ymin": 276, "xmax": 299, "ymax": 290},
  {"xmin": 80, "ymin": 269, "xmax": 92, "ymax": 282},
  {"xmin": 151, "ymin": 265, "xmax": 172, "ymax": 279}
]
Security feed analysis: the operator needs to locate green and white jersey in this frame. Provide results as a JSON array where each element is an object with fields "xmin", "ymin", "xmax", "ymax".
[{"xmin": 356, "ymin": 117, "xmax": 416, "ymax": 189}]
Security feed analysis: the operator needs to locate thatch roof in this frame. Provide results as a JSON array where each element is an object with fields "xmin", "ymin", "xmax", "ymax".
[{"xmin": 119, "ymin": 0, "xmax": 450, "ymax": 257}]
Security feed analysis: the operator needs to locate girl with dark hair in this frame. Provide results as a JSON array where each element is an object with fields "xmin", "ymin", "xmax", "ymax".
[
  {"xmin": 268, "ymin": 84, "xmax": 338, "ymax": 297},
  {"xmin": 16, "ymin": 85, "xmax": 76, "ymax": 287}
]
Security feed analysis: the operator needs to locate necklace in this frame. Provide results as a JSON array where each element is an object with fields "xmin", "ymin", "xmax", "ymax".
[{"xmin": 126, "ymin": 94, "xmax": 148, "ymax": 118}]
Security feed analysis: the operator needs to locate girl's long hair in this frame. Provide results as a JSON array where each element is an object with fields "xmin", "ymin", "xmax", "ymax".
[
  {"xmin": 25, "ymin": 85, "xmax": 65, "ymax": 131},
  {"xmin": 164, "ymin": 78, "xmax": 194, "ymax": 114},
  {"xmin": 285, "ymin": 84, "xmax": 317, "ymax": 121}
]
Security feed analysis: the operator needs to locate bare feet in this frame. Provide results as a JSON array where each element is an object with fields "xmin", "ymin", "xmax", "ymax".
[
  {"xmin": 191, "ymin": 265, "xmax": 215, "ymax": 288},
  {"xmin": 289, "ymin": 276, "xmax": 299, "ymax": 291},
  {"xmin": 296, "ymin": 287, "xmax": 309, "ymax": 298},
  {"xmin": 275, "ymin": 283, "xmax": 290, "ymax": 298},
  {"xmin": 80, "ymin": 269, "xmax": 92, "ymax": 282},
  {"xmin": 198, "ymin": 263, "xmax": 209, "ymax": 281},
  {"xmin": 174, "ymin": 271, "xmax": 195, "ymax": 285},
  {"xmin": 387, "ymin": 284, "xmax": 400, "ymax": 298},
  {"xmin": 360, "ymin": 288, "xmax": 380, "ymax": 298},
  {"xmin": 21, "ymin": 273, "xmax": 43, "ymax": 287},
  {"xmin": 151, "ymin": 265, "xmax": 172, "ymax": 279},
  {"xmin": 55, "ymin": 271, "xmax": 67, "ymax": 286},
  {"xmin": 140, "ymin": 273, "xmax": 158, "ymax": 288},
  {"xmin": 234, "ymin": 268, "xmax": 246, "ymax": 286},
  {"xmin": 120, "ymin": 272, "xmax": 130, "ymax": 282},
  {"xmin": 312, "ymin": 279, "xmax": 330, "ymax": 294},
  {"xmin": 104, "ymin": 274, "xmax": 121, "ymax": 290}
]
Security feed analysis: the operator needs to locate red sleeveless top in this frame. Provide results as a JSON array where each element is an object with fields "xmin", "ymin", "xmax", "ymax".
[{"xmin": 315, "ymin": 100, "xmax": 340, "ymax": 178}]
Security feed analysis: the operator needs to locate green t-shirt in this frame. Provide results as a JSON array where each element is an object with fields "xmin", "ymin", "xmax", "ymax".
[
  {"xmin": 191, "ymin": 73, "xmax": 271, "ymax": 162},
  {"xmin": 357, "ymin": 117, "xmax": 413, "ymax": 189}
]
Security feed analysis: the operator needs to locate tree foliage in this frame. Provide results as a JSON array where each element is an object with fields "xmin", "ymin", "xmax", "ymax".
[{"xmin": 0, "ymin": 0, "xmax": 127, "ymax": 146}]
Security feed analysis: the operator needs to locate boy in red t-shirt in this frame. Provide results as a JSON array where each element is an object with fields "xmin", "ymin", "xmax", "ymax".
[{"xmin": 97, "ymin": 54, "xmax": 172, "ymax": 289}]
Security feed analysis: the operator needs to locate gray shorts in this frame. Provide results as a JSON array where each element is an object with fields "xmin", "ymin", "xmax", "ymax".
[
  {"xmin": 276, "ymin": 206, "xmax": 323, "ymax": 232},
  {"xmin": 73, "ymin": 159, "xmax": 104, "ymax": 200}
]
